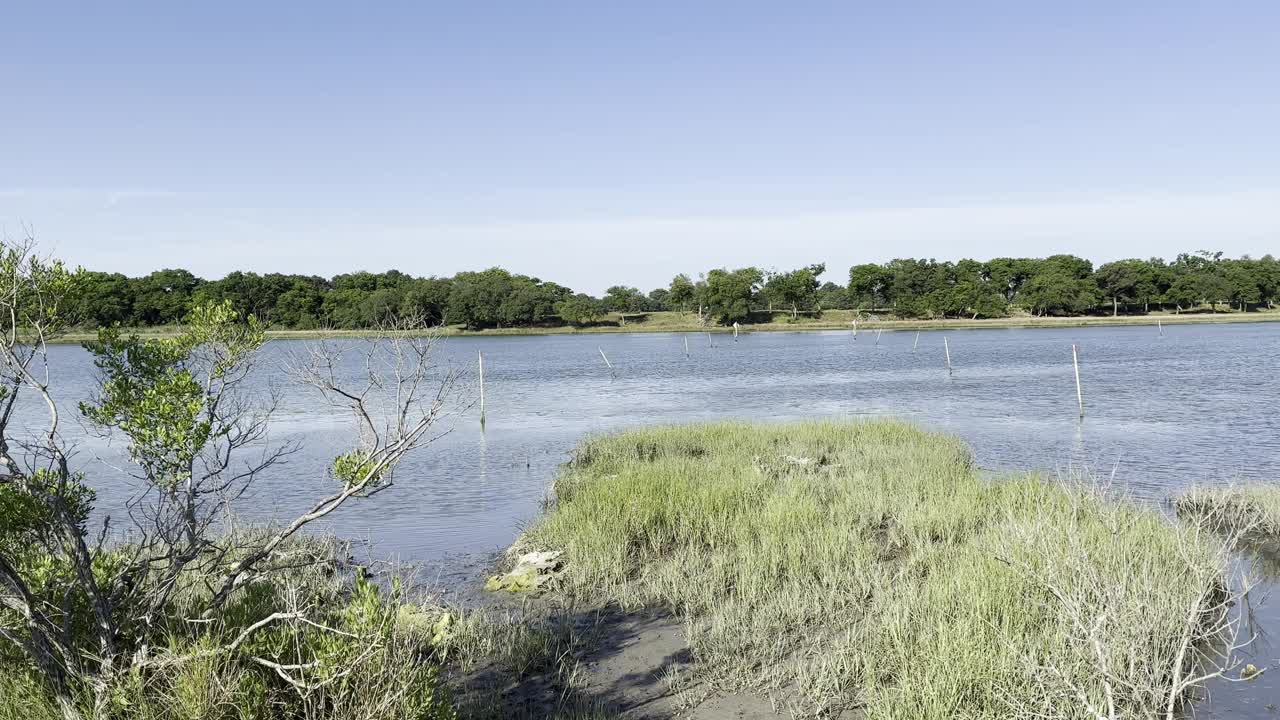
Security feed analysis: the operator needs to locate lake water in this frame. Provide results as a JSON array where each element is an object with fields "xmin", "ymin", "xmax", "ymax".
[
  {"xmin": 23, "ymin": 321, "xmax": 1280, "ymax": 716},
  {"xmin": 34, "ymin": 322, "xmax": 1280, "ymax": 559}
]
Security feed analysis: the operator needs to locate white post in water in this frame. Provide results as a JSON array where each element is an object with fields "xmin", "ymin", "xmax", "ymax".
[
  {"xmin": 478, "ymin": 351, "xmax": 486, "ymax": 429},
  {"xmin": 875, "ymin": 328, "xmax": 883, "ymax": 346},
  {"xmin": 913, "ymin": 330, "xmax": 920, "ymax": 353},
  {"xmin": 684, "ymin": 334, "xmax": 690, "ymax": 359},
  {"xmin": 1158, "ymin": 319, "xmax": 1164, "ymax": 338},
  {"xmin": 1072, "ymin": 344, "xmax": 1084, "ymax": 418},
  {"xmin": 598, "ymin": 347, "xmax": 616, "ymax": 379},
  {"xmin": 852, "ymin": 318, "xmax": 858, "ymax": 339},
  {"xmin": 705, "ymin": 331, "xmax": 714, "ymax": 348},
  {"xmin": 943, "ymin": 337, "xmax": 953, "ymax": 376},
  {"xmin": 732, "ymin": 321, "xmax": 740, "ymax": 342}
]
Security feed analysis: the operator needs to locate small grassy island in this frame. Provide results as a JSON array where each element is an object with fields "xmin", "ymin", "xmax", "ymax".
[{"xmin": 507, "ymin": 420, "xmax": 1241, "ymax": 718}]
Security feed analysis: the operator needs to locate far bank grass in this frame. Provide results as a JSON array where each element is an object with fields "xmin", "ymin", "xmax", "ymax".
[
  {"xmin": 524, "ymin": 420, "xmax": 1228, "ymax": 718},
  {"xmin": 51, "ymin": 307, "xmax": 1280, "ymax": 343}
]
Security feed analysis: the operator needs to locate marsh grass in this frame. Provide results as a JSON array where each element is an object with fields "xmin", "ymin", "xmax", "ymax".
[
  {"xmin": 526, "ymin": 420, "xmax": 1232, "ymax": 718},
  {"xmin": 432, "ymin": 603, "xmax": 624, "ymax": 720},
  {"xmin": 1174, "ymin": 484, "xmax": 1280, "ymax": 539}
]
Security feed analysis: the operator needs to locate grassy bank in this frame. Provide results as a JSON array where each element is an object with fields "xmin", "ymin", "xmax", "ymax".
[
  {"xmin": 50, "ymin": 307, "xmax": 1280, "ymax": 343},
  {"xmin": 524, "ymin": 420, "xmax": 1231, "ymax": 718}
]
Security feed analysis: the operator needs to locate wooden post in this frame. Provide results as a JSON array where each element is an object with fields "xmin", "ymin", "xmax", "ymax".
[
  {"xmin": 943, "ymin": 337, "xmax": 952, "ymax": 376},
  {"xmin": 913, "ymin": 330, "xmax": 920, "ymax": 353},
  {"xmin": 478, "ymin": 350, "xmax": 486, "ymax": 429},
  {"xmin": 598, "ymin": 347, "xmax": 616, "ymax": 379},
  {"xmin": 1072, "ymin": 344, "xmax": 1084, "ymax": 418}
]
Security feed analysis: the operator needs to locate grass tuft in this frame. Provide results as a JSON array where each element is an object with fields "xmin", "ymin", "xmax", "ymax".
[{"xmin": 1174, "ymin": 484, "xmax": 1280, "ymax": 538}]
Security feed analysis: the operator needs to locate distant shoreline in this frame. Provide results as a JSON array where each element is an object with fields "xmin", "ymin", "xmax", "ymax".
[{"xmin": 49, "ymin": 308, "xmax": 1280, "ymax": 343}]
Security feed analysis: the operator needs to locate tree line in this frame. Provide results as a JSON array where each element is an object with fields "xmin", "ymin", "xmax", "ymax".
[{"xmin": 69, "ymin": 251, "xmax": 1280, "ymax": 330}]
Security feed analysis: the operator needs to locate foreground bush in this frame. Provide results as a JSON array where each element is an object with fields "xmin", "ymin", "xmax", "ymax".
[
  {"xmin": 0, "ymin": 534, "xmax": 455, "ymax": 720},
  {"xmin": 0, "ymin": 241, "xmax": 460, "ymax": 720},
  {"xmin": 527, "ymin": 420, "xmax": 1233, "ymax": 719}
]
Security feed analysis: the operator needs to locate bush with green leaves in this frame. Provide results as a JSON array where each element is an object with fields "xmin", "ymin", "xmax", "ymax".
[{"xmin": 0, "ymin": 239, "xmax": 461, "ymax": 720}]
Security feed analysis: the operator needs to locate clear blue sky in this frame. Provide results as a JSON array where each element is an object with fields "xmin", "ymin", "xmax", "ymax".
[{"xmin": 2, "ymin": 1, "xmax": 1277, "ymax": 293}]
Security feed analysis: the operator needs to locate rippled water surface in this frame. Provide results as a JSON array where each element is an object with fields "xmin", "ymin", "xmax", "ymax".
[{"xmin": 38, "ymin": 322, "xmax": 1280, "ymax": 559}]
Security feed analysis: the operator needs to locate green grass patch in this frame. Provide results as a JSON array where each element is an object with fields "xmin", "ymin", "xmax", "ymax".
[{"xmin": 526, "ymin": 420, "xmax": 1229, "ymax": 718}]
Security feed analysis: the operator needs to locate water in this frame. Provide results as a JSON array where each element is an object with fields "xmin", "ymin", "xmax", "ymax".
[
  {"xmin": 20, "ymin": 322, "xmax": 1280, "ymax": 715},
  {"xmin": 34, "ymin": 322, "xmax": 1280, "ymax": 559}
]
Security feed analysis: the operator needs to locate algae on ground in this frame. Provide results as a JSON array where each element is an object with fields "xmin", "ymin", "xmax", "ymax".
[{"xmin": 485, "ymin": 550, "xmax": 564, "ymax": 593}]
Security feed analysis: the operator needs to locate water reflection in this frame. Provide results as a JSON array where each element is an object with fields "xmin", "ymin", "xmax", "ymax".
[{"xmin": 1201, "ymin": 540, "xmax": 1280, "ymax": 718}]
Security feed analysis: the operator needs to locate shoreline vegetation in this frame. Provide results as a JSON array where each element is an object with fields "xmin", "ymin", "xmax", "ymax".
[
  {"xmin": 51, "ymin": 306, "xmax": 1280, "ymax": 343},
  {"xmin": 59, "ymin": 249, "xmax": 1280, "ymax": 336}
]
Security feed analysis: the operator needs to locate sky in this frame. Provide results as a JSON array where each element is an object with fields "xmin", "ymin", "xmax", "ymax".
[{"xmin": 2, "ymin": 1, "xmax": 1278, "ymax": 293}]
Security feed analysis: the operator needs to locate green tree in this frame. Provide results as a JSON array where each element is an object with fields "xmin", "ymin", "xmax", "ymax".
[
  {"xmin": 498, "ymin": 278, "xmax": 558, "ymax": 326},
  {"xmin": 924, "ymin": 281, "xmax": 1008, "ymax": 319},
  {"xmin": 322, "ymin": 287, "xmax": 372, "ymax": 327},
  {"xmin": 1259, "ymin": 255, "xmax": 1280, "ymax": 308},
  {"xmin": 1095, "ymin": 259, "xmax": 1148, "ymax": 316},
  {"xmin": 763, "ymin": 263, "xmax": 825, "ymax": 318},
  {"xmin": 667, "ymin": 274, "xmax": 697, "ymax": 313},
  {"xmin": 448, "ymin": 268, "xmax": 515, "ymax": 329},
  {"xmin": 399, "ymin": 277, "xmax": 453, "ymax": 325},
  {"xmin": 816, "ymin": 281, "xmax": 849, "ymax": 310},
  {"xmin": 272, "ymin": 279, "xmax": 326, "ymax": 328},
  {"xmin": 1163, "ymin": 274, "xmax": 1203, "ymax": 312},
  {"xmin": 603, "ymin": 285, "xmax": 649, "ymax": 313},
  {"xmin": 647, "ymin": 287, "xmax": 671, "ymax": 310},
  {"xmin": 1222, "ymin": 259, "xmax": 1263, "ymax": 311},
  {"xmin": 847, "ymin": 264, "xmax": 892, "ymax": 308},
  {"xmin": 359, "ymin": 286, "xmax": 408, "ymax": 325},
  {"xmin": 1134, "ymin": 259, "xmax": 1167, "ymax": 312},
  {"xmin": 985, "ymin": 258, "xmax": 1038, "ymax": 303},
  {"xmin": 1197, "ymin": 258, "xmax": 1230, "ymax": 312},
  {"xmin": 132, "ymin": 268, "xmax": 201, "ymax": 325},
  {"xmin": 884, "ymin": 259, "xmax": 947, "ymax": 318},
  {"xmin": 555, "ymin": 293, "xmax": 604, "ymax": 326},
  {"xmin": 71, "ymin": 271, "xmax": 134, "ymax": 327},
  {"xmin": 1019, "ymin": 272, "xmax": 1099, "ymax": 316},
  {"xmin": 703, "ymin": 267, "xmax": 762, "ymax": 325},
  {"xmin": 1041, "ymin": 254, "xmax": 1094, "ymax": 280}
]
